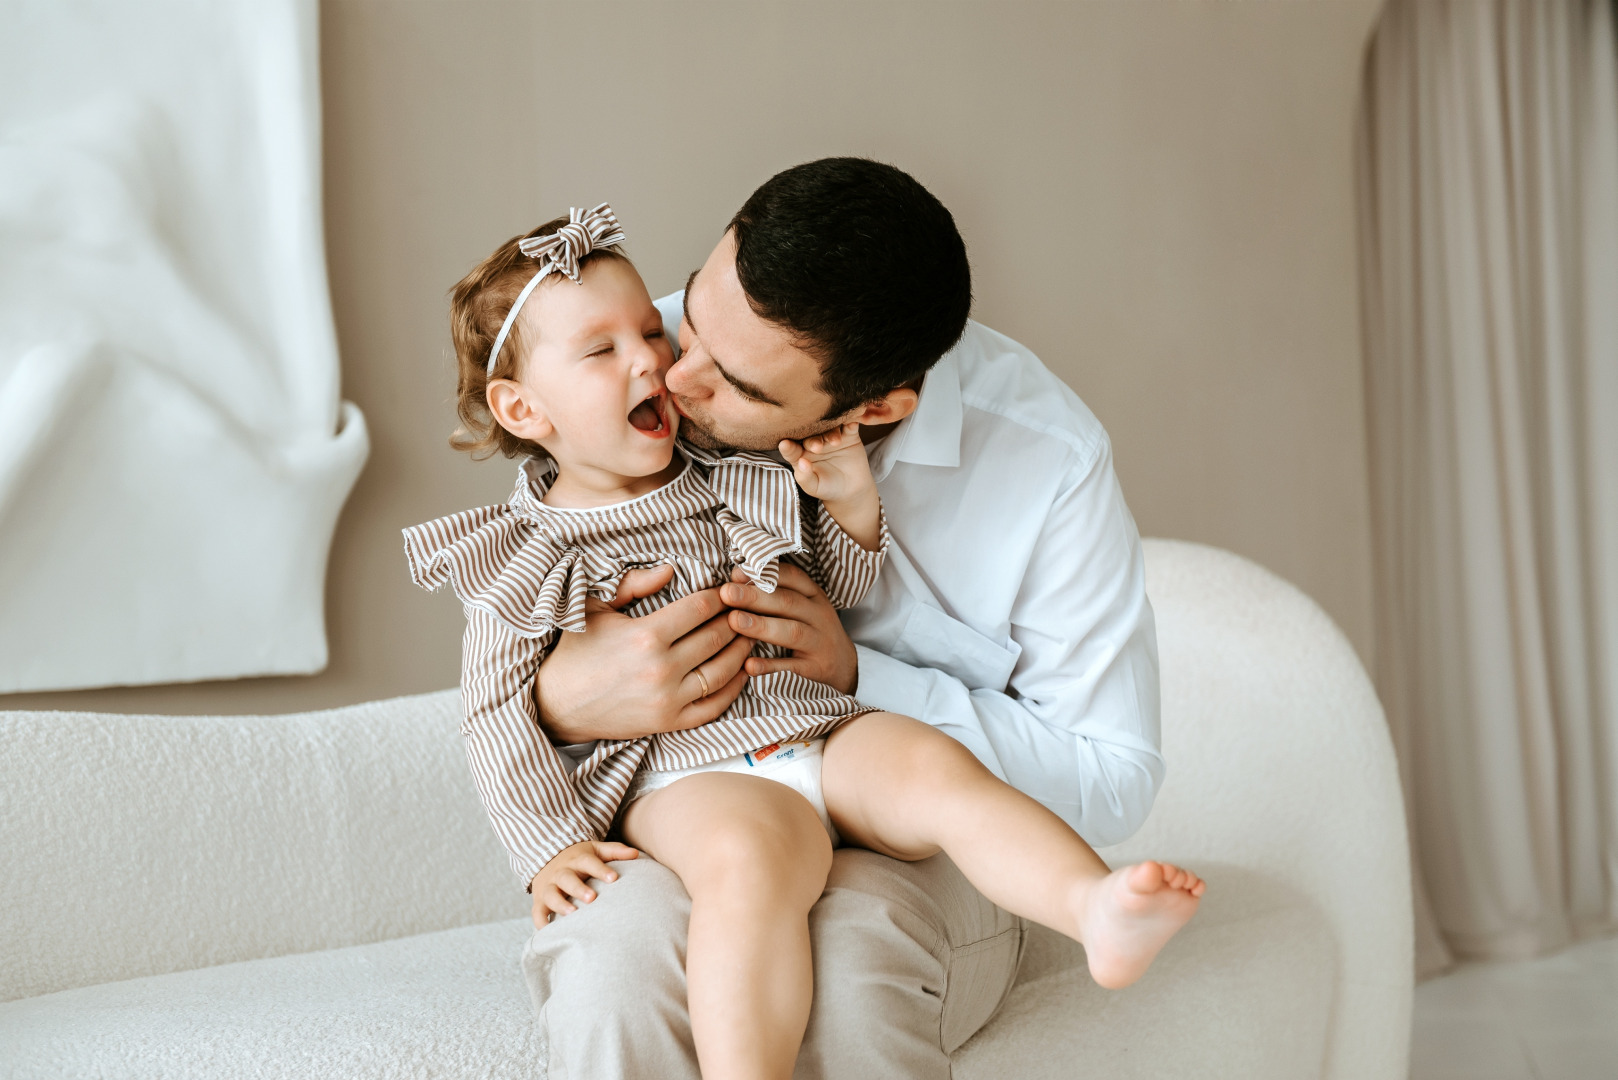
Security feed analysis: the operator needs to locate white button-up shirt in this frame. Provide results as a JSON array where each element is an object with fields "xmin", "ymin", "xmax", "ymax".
[{"xmin": 658, "ymin": 296, "xmax": 1162, "ymax": 847}]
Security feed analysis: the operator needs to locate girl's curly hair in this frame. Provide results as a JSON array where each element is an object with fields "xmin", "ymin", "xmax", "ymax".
[{"xmin": 447, "ymin": 216, "xmax": 632, "ymax": 459}]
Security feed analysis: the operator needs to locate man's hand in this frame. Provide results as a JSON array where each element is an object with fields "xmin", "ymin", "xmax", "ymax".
[
  {"xmin": 531, "ymin": 840, "xmax": 638, "ymax": 926},
  {"xmin": 535, "ymin": 565, "xmax": 752, "ymax": 744},
  {"xmin": 723, "ymin": 563, "xmax": 859, "ymax": 694}
]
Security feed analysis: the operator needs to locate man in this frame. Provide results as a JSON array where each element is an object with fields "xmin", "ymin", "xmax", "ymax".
[{"xmin": 523, "ymin": 158, "xmax": 1161, "ymax": 1078}]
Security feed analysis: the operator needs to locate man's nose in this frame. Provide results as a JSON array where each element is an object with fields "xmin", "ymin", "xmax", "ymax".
[{"xmin": 666, "ymin": 355, "xmax": 702, "ymax": 397}]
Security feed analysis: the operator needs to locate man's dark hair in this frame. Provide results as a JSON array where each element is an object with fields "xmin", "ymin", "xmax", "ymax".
[{"xmin": 728, "ymin": 158, "xmax": 972, "ymax": 418}]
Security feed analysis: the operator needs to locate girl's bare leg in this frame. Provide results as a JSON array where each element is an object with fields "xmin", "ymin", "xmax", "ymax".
[
  {"xmin": 822, "ymin": 712, "xmax": 1204, "ymax": 989},
  {"xmin": 621, "ymin": 772, "xmax": 833, "ymax": 1080}
]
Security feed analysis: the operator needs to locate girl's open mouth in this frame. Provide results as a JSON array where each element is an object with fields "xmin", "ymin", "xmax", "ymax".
[{"xmin": 628, "ymin": 392, "xmax": 671, "ymax": 437}]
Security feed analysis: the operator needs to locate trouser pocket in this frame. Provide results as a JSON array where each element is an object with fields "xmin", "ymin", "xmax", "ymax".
[{"xmin": 939, "ymin": 922, "xmax": 1028, "ymax": 1054}]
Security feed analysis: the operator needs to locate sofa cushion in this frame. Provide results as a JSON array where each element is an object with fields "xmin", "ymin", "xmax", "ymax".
[
  {"xmin": 0, "ymin": 862, "xmax": 1330, "ymax": 1080},
  {"xmin": 0, "ymin": 919, "xmax": 542, "ymax": 1080},
  {"xmin": 956, "ymin": 863, "xmax": 1337, "ymax": 1079},
  {"xmin": 0, "ymin": 692, "xmax": 525, "ymax": 1003}
]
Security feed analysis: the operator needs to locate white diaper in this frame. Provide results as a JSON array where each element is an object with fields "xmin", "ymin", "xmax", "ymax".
[{"xmin": 623, "ymin": 738, "xmax": 839, "ymax": 845}]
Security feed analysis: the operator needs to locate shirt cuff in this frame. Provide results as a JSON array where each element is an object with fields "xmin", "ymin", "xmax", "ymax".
[
  {"xmin": 816, "ymin": 498, "xmax": 890, "ymax": 556},
  {"xmin": 811, "ymin": 503, "xmax": 888, "ymax": 609},
  {"xmin": 853, "ymin": 643, "xmax": 933, "ymax": 716}
]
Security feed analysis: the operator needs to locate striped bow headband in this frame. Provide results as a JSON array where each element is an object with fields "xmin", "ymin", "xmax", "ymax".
[{"xmin": 486, "ymin": 202, "xmax": 627, "ymax": 373}]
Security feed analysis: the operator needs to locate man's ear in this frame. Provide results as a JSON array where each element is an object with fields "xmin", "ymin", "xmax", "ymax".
[
  {"xmin": 845, "ymin": 386, "xmax": 920, "ymax": 427},
  {"xmin": 486, "ymin": 378, "xmax": 555, "ymax": 443}
]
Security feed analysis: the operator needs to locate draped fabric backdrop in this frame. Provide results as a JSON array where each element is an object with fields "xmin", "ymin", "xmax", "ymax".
[
  {"xmin": 1359, "ymin": 0, "xmax": 1618, "ymax": 971},
  {"xmin": 0, "ymin": 0, "xmax": 367, "ymax": 691}
]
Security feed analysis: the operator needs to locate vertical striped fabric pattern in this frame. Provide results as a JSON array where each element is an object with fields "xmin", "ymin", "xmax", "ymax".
[{"xmin": 403, "ymin": 444, "xmax": 888, "ymax": 885}]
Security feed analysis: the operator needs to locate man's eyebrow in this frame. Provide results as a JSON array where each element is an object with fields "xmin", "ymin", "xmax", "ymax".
[
  {"xmin": 682, "ymin": 269, "xmax": 699, "ymax": 334},
  {"xmin": 682, "ymin": 266, "xmax": 784, "ymax": 407},
  {"xmin": 714, "ymin": 358, "xmax": 784, "ymax": 407}
]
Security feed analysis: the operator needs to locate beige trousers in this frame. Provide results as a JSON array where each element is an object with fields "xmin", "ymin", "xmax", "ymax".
[{"xmin": 522, "ymin": 848, "xmax": 1027, "ymax": 1079}]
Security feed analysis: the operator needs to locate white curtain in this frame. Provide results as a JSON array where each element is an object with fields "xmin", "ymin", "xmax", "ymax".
[
  {"xmin": 0, "ymin": 0, "xmax": 367, "ymax": 691},
  {"xmin": 1359, "ymin": 0, "xmax": 1618, "ymax": 968}
]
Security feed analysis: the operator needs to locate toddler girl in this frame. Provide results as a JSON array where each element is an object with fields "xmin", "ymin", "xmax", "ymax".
[{"xmin": 406, "ymin": 205, "xmax": 1205, "ymax": 1080}]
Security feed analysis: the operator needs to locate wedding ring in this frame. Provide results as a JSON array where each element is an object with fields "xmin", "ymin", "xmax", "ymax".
[{"xmin": 696, "ymin": 670, "xmax": 711, "ymax": 698}]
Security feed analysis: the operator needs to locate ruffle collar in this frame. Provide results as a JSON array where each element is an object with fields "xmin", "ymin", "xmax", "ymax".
[{"xmin": 402, "ymin": 444, "xmax": 806, "ymax": 639}]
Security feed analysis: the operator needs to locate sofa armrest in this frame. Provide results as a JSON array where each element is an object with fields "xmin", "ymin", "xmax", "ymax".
[{"xmin": 1099, "ymin": 539, "xmax": 1412, "ymax": 1079}]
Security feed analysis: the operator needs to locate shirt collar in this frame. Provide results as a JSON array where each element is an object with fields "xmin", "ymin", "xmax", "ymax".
[{"xmin": 866, "ymin": 348, "xmax": 963, "ymax": 482}]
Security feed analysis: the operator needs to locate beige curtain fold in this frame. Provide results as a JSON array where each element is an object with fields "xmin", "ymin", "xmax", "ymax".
[{"xmin": 1358, "ymin": 0, "xmax": 1618, "ymax": 970}]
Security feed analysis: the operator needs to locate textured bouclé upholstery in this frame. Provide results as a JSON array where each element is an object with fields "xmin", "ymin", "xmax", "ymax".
[{"xmin": 0, "ymin": 540, "xmax": 1412, "ymax": 1078}]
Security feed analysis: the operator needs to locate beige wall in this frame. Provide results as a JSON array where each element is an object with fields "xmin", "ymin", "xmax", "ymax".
[{"xmin": 2, "ymin": 0, "xmax": 1383, "ymax": 715}]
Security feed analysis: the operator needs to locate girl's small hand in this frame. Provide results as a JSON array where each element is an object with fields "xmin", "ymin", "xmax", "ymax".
[
  {"xmin": 779, "ymin": 423, "xmax": 874, "ymax": 503},
  {"xmin": 530, "ymin": 840, "xmax": 639, "ymax": 926}
]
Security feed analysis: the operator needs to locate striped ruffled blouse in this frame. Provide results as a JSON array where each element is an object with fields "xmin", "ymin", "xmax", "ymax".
[{"xmin": 403, "ymin": 443, "xmax": 888, "ymax": 886}]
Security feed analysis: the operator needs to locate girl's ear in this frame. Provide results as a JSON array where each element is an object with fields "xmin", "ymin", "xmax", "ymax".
[{"xmin": 486, "ymin": 378, "xmax": 555, "ymax": 443}]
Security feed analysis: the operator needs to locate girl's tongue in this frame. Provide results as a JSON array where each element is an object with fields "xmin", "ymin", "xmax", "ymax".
[{"xmin": 628, "ymin": 396, "xmax": 664, "ymax": 433}]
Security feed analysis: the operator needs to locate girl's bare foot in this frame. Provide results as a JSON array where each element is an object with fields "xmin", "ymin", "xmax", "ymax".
[{"xmin": 1070, "ymin": 861, "xmax": 1205, "ymax": 989}]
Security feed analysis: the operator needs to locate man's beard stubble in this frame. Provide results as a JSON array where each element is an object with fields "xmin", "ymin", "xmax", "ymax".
[
  {"xmin": 670, "ymin": 410, "xmax": 727, "ymax": 450},
  {"xmin": 672, "ymin": 399, "xmax": 836, "ymax": 454}
]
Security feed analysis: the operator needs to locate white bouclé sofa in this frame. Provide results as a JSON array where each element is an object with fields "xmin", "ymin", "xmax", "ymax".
[{"xmin": 0, "ymin": 540, "xmax": 1413, "ymax": 1078}]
